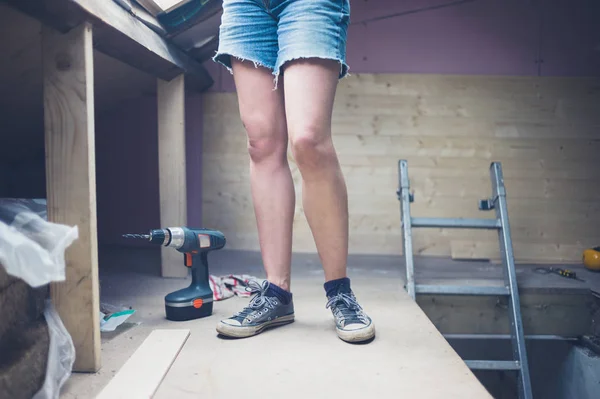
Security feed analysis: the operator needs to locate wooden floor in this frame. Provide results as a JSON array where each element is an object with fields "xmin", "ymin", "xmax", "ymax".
[
  {"xmin": 59, "ymin": 247, "xmax": 600, "ymax": 398},
  {"xmin": 62, "ymin": 248, "xmax": 495, "ymax": 398}
]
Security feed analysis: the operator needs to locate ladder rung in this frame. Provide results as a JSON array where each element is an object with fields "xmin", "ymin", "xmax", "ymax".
[
  {"xmin": 411, "ymin": 217, "xmax": 501, "ymax": 229},
  {"xmin": 415, "ymin": 285, "xmax": 509, "ymax": 296},
  {"xmin": 465, "ymin": 360, "xmax": 521, "ymax": 371}
]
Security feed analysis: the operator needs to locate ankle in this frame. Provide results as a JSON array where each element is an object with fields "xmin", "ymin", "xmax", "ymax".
[
  {"xmin": 267, "ymin": 277, "xmax": 290, "ymax": 291},
  {"xmin": 324, "ymin": 277, "xmax": 351, "ymax": 298},
  {"xmin": 265, "ymin": 280, "xmax": 292, "ymax": 304}
]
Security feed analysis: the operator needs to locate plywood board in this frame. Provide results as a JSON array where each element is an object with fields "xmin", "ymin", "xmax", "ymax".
[
  {"xmin": 201, "ymin": 74, "xmax": 600, "ymax": 263},
  {"xmin": 42, "ymin": 22, "xmax": 101, "ymax": 372},
  {"xmin": 154, "ymin": 279, "xmax": 493, "ymax": 399},
  {"xmin": 96, "ymin": 329, "xmax": 190, "ymax": 399}
]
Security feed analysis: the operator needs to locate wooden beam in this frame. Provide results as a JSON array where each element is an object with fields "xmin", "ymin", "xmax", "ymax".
[
  {"xmin": 96, "ymin": 329, "xmax": 190, "ymax": 399},
  {"xmin": 158, "ymin": 74, "xmax": 188, "ymax": 278},
  {"xmin": 4, "ymin": 0, "xmax": 214, "ymax": 91},
  {"xmin": 42, "ymin": 22, "xmax": 101, "ymax": 372},
  {"xmin": 69, "ymin": 0, "xmax": 210, "ymax": 80}
]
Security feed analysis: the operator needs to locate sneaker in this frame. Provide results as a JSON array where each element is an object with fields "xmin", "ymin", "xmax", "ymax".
[
  {"xmin": 326, "ymin": 291, "xmax": 375, "ymax": 343},
  {"xmin": 216, "ymin": 280, "xmax": 294, "ymax": 338}
]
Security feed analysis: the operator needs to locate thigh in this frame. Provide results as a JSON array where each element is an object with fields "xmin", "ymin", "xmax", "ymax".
[
  {"xmin": 231, "ymin": 58, "xmax": 287, "ymax": 144},
  {"xmin": 213, "ymin": 0, "xmax": 279, "ymax": 73},
  {"xmin": 272, "ymin": 0, "xmax": 351, "ymax": 81},
  {"xmin": 273, "ymin": 0, "xmax": 351, "ymax": 139},
  {"xmin": 281, "ymin": 59, "xmax": 339, "ymax": 142}
]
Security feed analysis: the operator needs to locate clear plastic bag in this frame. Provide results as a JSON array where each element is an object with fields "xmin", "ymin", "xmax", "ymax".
[
  {"xmin": 0, "ymin": 199, "xmax": 78, "ymax": 287},
  {"xmin": 32, "ymin": 301, "xmax": 76, "ymax": 399},
  {"xmin": 0, "ymin": 199, "xmax": 77, "ymax": 397}
]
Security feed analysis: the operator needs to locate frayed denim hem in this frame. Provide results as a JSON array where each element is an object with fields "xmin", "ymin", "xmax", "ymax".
[
  {"xmin": 273, "ymin": 55, "xmax": 350, "ymax": 90},
  {"xmin": 212, "ymin": 52, "xmax": 350, "ymax": 91},
  {"xmin": 212, "ymin": 51, "xmax": 275, "ymax": 76}
]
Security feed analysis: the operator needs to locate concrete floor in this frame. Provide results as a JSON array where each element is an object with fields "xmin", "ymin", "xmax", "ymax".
[{"xmin": 60, "ymin": 247, "xmax": 494, "ymax": 398}]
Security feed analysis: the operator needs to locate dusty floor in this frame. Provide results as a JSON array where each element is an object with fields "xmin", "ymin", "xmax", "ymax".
[{"xmin": 60, "ymin": 248, "xmax": 498, "ymax": 399}]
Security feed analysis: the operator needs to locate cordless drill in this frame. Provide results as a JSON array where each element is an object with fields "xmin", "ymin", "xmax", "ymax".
[{"xmin": 124, "ymin": 227, "xmax": 226, "ymax": 321}]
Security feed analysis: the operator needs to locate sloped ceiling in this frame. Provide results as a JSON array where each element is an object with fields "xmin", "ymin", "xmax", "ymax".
[{"xmin": 165, "ymin": 1, "xmax": 222, "ymax": 61}]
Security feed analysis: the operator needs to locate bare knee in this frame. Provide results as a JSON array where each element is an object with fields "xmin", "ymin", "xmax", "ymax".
[
  {"xmin": 242, "ymin": 114, "xmax": 287, "ymax": 164},
  {"xmin": 291, "ymin": 126, "xmax": 336, "ymax": 171}
]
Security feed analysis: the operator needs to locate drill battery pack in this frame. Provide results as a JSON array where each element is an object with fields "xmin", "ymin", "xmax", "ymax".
[{"xmin": 165, "ymin": 293, "xmax": 214, "ymax": 321}]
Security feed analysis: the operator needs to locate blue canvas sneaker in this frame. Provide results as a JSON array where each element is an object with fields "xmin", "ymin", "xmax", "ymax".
[
  {"xmin": 216, "ymin": 280, "xmax": 294, "ymax": 338},
  {"xmin": 325, "ymin": 279, "xmax": 375, "ymax": 343}
]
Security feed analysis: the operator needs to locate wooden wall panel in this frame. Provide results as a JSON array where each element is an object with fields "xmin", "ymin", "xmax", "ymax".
[{"xmin": 202, "ymin": 74, "xmax": 600, "ymax": 263}]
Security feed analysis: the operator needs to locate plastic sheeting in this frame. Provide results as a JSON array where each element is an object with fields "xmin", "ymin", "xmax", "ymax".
[
  {"xmin": 0, "ymin": 199, "xmax": 77, "ymax": 399},
  {"xmin": 0, "ymin": 199, "xmax": 78, "ymax": 287}
]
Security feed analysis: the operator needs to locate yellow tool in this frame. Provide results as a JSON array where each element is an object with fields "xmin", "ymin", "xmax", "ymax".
[
  {"xmin": 534, "ymin": 267, "xmax": 585, "ymax": 282},
  {"xmin": 583, "ymin": 247, "xmax": 600, "ymax": 271}
]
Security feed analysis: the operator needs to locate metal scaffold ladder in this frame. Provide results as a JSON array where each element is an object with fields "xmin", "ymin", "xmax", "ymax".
[{"xmin": 396, "ymin": 160, "xmax": 533, "ymax": 399}]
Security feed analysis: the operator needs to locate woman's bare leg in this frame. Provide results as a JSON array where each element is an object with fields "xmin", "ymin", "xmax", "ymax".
[
  {"xmin": 231, "ymin": 59, "xmax": 295, "ymax": 291},
  {"xmin": 215, "ymin": 59, "xmax": 296, "ymax": 338},
  {"xmin": 282, "ymin": 58, "xmax": 348, "ymax": 282},
  {"xmin": 281, "ymin": 57, "xmax": 375, "ymax": 343}
]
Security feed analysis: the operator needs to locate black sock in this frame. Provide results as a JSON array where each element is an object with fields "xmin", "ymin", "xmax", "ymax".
[
  {"xmin": 324, "ymin": 277, "xmax": 351, "ymax": 298},
  {"xmin": 266, "ymin": 282, "xmax": 292, "ymax": 304}
]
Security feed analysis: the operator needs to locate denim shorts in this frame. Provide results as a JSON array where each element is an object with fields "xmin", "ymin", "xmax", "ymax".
[{"xmin": 213, "ymin": 0, "xmax": 351, "ymax": 86}]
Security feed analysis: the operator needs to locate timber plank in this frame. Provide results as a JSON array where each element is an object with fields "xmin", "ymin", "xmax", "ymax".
[
  {"xmin": 96, "ymin": 329, "xmax": 190, "ymax": 399},
  {"xmin": 157, "ymin": 75, "xmax": 188, "ymax": 278},
  {"xmin": 42, "ymin": 22, "xmax": 100, "ymax": 372}
]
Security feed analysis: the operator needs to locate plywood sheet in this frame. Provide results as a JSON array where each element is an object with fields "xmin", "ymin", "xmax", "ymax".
[{"xmin": 154, "ymin": 279, "xmax": 493, "ymax": 399}]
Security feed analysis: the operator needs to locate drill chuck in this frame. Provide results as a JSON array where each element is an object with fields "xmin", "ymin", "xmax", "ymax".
[
  {"xmin": 148, "ymin": 227, "xmax": 186, "ymax": 249},
  {"xmin": 146, "ymin": 227, "xmax": 226, "ymax": 253}
]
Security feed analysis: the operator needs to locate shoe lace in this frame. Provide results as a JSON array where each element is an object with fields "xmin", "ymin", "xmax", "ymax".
[
  {"xmin": 234, "ymin": 280, "xmax": 279, "ymax": 321},
  {"xmin": 326, "ymin": 292, "xmax": 368, "ymax": 325}
]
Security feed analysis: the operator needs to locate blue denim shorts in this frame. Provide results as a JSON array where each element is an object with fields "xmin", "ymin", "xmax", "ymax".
[{"xmin": 213, "ymin": 0, "xmax": 351, "ymax": 86}]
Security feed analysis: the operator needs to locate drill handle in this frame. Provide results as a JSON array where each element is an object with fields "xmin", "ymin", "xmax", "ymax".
[{"xmin": 188, "ymin": 251, "xmax": 210, "ymax": 288}]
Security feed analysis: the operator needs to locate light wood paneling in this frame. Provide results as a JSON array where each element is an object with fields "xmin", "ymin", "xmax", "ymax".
[
  {"xmin": 202, "ymin": 74, "xmax": 600, "ymax": 263},
  {"xmin": 42, "ymin": 22, "xmax": 100, "ymax": 372}
]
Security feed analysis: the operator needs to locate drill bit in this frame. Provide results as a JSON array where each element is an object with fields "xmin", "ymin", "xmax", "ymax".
[{"xmin": 122, "ymin": 233, "xmax": 150, "ymax": 240}]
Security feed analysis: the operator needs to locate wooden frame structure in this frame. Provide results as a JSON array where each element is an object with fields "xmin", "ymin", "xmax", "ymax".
[{"xmin": 3, "ymin": 0, "xmax": 213, "ymax": 372}]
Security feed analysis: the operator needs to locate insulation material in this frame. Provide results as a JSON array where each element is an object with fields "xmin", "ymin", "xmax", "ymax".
[{"xmin": 0, "ymin": 320, "xmax": 49, "ymax": 399}]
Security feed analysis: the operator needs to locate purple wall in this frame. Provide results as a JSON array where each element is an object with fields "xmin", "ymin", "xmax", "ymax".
[
  {"xmin": 185, "ymin": 95, "xmax": 204, "ymax": 229},
  {"xmin": 96, "ymin": 94, "xmax": 204, "ymax": 247},
  {"xmin": 205, "ymin": 0, "xmax": 600, "ymax": 92}
]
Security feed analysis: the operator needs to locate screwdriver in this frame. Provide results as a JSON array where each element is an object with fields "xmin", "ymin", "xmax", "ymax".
[{"xmin": 534, "ymin": 267, "xmax": 585, "ymax": 282}]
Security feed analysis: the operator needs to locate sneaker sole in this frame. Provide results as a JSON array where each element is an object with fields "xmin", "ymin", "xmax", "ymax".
[
  {"xmin": 216, "ymin": 314, "xmax": 295, "ymax": 338},
  {"xmin": 337, "ymin": 322, "xmax": 376, "ymax": 343}
]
